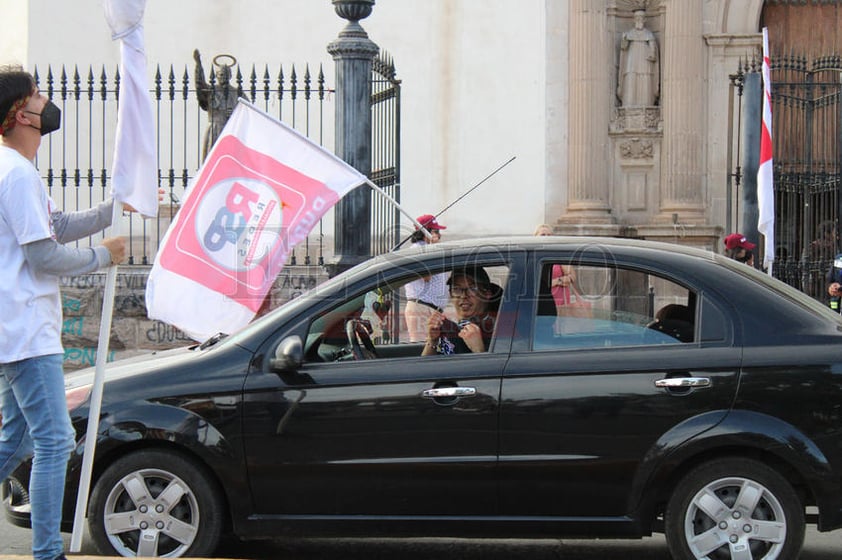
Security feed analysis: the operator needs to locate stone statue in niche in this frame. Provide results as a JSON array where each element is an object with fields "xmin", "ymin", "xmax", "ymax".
[{"xmin": 617, "ymin": 10, "xmax": 660, "ymax": 107}]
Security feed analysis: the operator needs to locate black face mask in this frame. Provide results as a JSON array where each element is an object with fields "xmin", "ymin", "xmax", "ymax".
[
  {"xmin": 737, "ymin": 250, "xmax": 753, "ymax": 264},
  {"xmin": 25, "ymin": 101, "xmax": 61, "ymax": 136}
]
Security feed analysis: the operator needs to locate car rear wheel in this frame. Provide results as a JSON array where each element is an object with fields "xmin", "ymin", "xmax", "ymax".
[
  {"xmin": 88, "ymin": 449, "xmax": 224, "ymax": 558},
  {"xmin": 664, "ymin": 457, "xmax": 804, "ymax": 560}
]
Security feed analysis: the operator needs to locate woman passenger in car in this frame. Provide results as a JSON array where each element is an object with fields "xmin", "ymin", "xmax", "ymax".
[{"xmin": 422, "ymin": 266, "xmax": 501, "ymax": 355}]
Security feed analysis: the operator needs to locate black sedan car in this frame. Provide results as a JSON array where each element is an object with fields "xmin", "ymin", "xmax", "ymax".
[{"xmin": 4, "ymin": 236, "xmax": 842, "ymax": 560}]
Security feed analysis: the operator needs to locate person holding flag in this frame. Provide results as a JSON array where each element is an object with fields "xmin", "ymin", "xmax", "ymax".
[{"xmin": 0, "ymin": 67, "xmax": 126, "ymax": 560}]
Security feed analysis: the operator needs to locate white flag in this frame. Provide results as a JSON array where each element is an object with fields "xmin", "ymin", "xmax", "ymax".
[
  {"xmin": 758, "ymin": 27, "xmax": 775, "ymax": 273},
  {"xmin": 146, "ymin": 99, "xmax": 367, "ymax": 341},
  {"xmin": 104, "ymin": 0, "xmax": 158, "ymax": 218}
]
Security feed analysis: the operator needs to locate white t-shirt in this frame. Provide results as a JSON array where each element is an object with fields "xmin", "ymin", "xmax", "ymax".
[
  {"xmin": 0, "ymin": 145, "xmax": 63, "ymax": 362},
  {"xmin": 404, "ymin": 240, "xmax": 449, "ymax": 310}
]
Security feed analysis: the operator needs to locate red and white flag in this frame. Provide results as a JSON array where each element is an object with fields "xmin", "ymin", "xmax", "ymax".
[
  {"xmin": 146, "ymin": 99, "xmax": 366, "ymax": 341},
  {"xmin": 758, "ymin": 27, "xmax": 775, "ymax": 274}
]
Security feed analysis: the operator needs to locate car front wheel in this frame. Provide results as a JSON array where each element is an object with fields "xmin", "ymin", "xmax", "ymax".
[
  {"xmin": 664, "ymin": 457, "xmax": 804, "ymax": 560},
  {"xmin": 88, "ymin": 449, "xmax": 224, "ymax": 558}
]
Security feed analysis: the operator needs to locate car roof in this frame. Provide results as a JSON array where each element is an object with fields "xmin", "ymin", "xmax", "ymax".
[{"xmin": 363, "ymin": 235, "xmax": 721, "ymax": 272}]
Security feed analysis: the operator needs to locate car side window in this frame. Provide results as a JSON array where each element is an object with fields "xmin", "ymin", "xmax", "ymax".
[
  {"xmin": 533, "ymin": 262, "xmax": 695, "ymax": 350},
  {"xmin": 302, "ymin": 264, "xmax": 510, "ymax": 363}
]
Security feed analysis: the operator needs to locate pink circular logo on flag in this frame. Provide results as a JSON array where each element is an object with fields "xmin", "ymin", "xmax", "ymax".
[{"xmin": 193, "ymin": 177, "xmax": 284, "ymax": 271}]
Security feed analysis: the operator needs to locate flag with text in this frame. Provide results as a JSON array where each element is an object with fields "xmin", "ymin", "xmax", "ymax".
[{"xmin": 146, "ymin": 99, "xmax": 366, "ymax": 341}]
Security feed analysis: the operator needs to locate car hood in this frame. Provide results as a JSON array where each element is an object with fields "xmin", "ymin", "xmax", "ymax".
[{"xmin": 64, "ymin": 345, "xmax": 201, "ymax": 390}]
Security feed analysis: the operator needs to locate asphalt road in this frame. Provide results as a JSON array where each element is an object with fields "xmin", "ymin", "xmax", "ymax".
[{"xmin": 2, "ymin": 516, "xmax": 842, "ymax": 559}]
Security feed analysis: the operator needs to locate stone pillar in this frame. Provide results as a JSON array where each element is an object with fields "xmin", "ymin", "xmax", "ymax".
[
  {"xmin": 657, "ymin": 0, "xmax": 706, "ymax": 223},
  {"xmin": 558, "ymin": 0, "xmax": 619, "ymax": 233},
  {"xmin": 326, "ymin": 0, "xmax": 379, "ymax": 275}
]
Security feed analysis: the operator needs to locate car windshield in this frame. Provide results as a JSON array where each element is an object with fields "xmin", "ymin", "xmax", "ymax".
[{"xmin": 219, "ymin": 268, "xmax": 356, "ymax": 348}]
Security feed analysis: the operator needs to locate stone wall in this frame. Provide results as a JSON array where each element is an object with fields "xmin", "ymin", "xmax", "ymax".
[{"xmin": 60, "ymin": 265, "xmax": 330, "ymax": 371}]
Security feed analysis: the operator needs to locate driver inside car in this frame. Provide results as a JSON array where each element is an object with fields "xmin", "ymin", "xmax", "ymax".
[{"xmin": 422, "ymin": 266, "xmax": 502, "ymax": 356}]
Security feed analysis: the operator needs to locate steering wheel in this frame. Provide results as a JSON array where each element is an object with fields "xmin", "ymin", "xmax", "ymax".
[{"xmin": 345, "ymin": 319, "xmax": 379, "ymax": 360}]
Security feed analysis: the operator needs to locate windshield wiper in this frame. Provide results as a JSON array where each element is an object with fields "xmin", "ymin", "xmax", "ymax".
[{"xmin": 199, "ymin": 332, "xmax": 229, "ymax": 350}]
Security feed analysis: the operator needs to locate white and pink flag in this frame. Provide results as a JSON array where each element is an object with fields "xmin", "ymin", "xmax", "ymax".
[
  {"xmin": 146, "ymin": 99, "xmax": 366, "ymax": 341},
  {"xmin": 758, "ymin": 27, "xmax": 775, "ymax": 274}
]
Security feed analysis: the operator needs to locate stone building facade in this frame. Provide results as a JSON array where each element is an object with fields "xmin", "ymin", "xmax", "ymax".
[{"xmin": 552, "ymin": 0, "xmax": 766, "ymax": 252}]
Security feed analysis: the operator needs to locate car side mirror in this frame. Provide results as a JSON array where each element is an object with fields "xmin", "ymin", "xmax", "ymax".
[{"xmin": 270, "ymin": 335, "xmax": 303, "ymax": 372}]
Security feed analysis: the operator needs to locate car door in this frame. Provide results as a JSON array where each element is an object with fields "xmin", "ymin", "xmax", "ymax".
[
  {"xmin": 241, "ymin": 254, "xmax": 523, "ymax": 517},
  {"xmin": 498, "ymin": 253, "xmax": 741, "ymax": 518}
]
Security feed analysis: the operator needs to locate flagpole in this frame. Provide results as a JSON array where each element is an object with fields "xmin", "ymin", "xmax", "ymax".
[
  {"xmin": 365, "ymin": 178, "xmax": 430, "ymax": 234},
  {"xmin": 70, "ymin": 202, "xmax": 122, "ymax": 551}
]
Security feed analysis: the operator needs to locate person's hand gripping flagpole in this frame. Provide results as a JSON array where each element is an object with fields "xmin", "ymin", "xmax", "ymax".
[{"xmin": 70, "ymin": 0, "xmax": 158, "ymax": 550}]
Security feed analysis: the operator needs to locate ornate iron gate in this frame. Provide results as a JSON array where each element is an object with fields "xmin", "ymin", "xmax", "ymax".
[
  {"xmin": 729, "ymin": 54, "xmax": 842, "ymax": 301},
  {"xmin": 369, "ymin": 51, "xmax": 401, "ymax": 257}
]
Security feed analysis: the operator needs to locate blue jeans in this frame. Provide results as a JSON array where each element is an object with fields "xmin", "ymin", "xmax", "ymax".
[{"xmin": 0, "ymin": 354, "xmax": 75, "ymax": 560}]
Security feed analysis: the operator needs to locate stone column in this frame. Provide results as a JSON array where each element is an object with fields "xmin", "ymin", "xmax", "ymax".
[
  {"xmin": 657, "ymin": 0, "xmax": 706, "ymax": 222},
  {"xmin": 559, "ymin": 0, "xmax": 617, "ymax": 231},
  {"xmin": 327, "ymin": 0, "xmax": 379, "ymax": 275}
]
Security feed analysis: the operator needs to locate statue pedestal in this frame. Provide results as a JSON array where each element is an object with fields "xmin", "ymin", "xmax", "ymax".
[{"xmin": 608, "ymin": 107, "xmax": 662, "ymax": 226}]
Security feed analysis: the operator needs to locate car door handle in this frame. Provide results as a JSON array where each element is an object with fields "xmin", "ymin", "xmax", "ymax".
[
  {"xmin": 654, "ymin": 377, "xmax": 711, "ymax": 388},
  {"xmin": 422, "ymin": 387, "xmax": 477, "ymax": 398}
]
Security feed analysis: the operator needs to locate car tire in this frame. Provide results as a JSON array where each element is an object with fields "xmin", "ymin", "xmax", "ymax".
[
  {"xmin": 664, "ymin": 457, "xmax": 804, "ymax": 560},
  {"xmin": 88, "ymin": 449, "xmax": 224, "ymax": 558}
]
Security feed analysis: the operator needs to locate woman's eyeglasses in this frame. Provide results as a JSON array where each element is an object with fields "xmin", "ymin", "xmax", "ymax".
[{"xmin": 450, "ymin": 286, "xmax": 480, "ymax": 298}]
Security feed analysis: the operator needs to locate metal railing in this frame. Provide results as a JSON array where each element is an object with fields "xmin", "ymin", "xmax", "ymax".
[{"xmin": 34, "ymin": 61, "xmax": 332, "ymax": 265}]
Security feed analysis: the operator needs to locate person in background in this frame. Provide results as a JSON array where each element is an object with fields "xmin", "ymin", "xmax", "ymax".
[
  {"xmin": 724, "ymin": 232, "xmax": 755, "ymax": 266},
  {"xmin": 0, "ymin": 66, "xmax": 126, "ymax": 560},
  {"xmin": 826, "ymin": 253, "xmax": 842, "ymax": 313},
  {"xmin": 534, "ymin": 224, "xmax": 577, "ymax": 315},
  {"xmin": 534, "ymin": 223, "xmax": 554, "ymax": 237},
  {"xmin": 803, "ymin": 220, "xmax": 838, "ymax": 300},
  {"xmin": 422, "ymin": 266, "xmax": 500, "ymax": 355},
  {"xmin": 404, "ymin": 214, "xmax": 449, "ymax": 342}
]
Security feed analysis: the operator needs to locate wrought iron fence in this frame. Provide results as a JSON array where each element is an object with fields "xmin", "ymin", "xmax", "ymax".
[
  {"xmin": 772, "ymin": 54, "xmax": 842, "ymax": 301},
  {"xmin": 34, "ymin": 61, "xmax": 333, "ymax": 265},
  {"xmin": 729, "ymin": 54, "xmax": 842, "ymax": 302}
]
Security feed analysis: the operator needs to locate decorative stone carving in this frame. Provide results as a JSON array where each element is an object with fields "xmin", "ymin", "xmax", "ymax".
[
  {"xmin": 619, "ymin": 138, "xmax": 654, "ymax": 159},
  {"xmin": 332, "ymin": 0, "xmax": 374, "ymax": 21},
  {"xmin": 611, "ymin": 107, "xmax": 662, "ymax": 134}
]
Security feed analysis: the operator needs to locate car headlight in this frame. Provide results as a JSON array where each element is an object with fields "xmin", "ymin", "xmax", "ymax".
[{"xmin": 65, "ymin": 385, "xmax": 92, "ymax": 412}]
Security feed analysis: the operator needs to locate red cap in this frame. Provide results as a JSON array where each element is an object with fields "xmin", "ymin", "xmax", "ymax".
[
  {"xmin": 724, "ymin": 233, "xmax": 756, "ymax": 251},
  {"xmin": 416, "ymin": 214, "xmax": 446, "ymax": 230}
]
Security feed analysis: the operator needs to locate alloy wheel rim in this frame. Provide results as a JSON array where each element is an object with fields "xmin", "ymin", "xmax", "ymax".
[{"xmin": 101, "ymin": 467, "xmax": 200, "ymax": 557}]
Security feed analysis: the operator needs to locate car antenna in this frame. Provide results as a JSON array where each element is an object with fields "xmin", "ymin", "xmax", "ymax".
[{"xmin": 390, "ymin": 155, "xmax": 516, "ymax": 252}]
